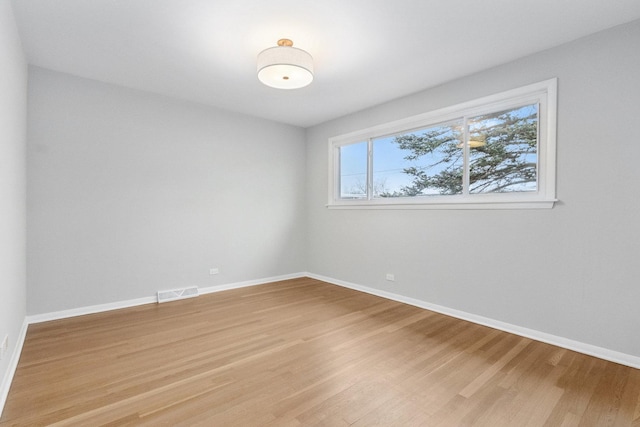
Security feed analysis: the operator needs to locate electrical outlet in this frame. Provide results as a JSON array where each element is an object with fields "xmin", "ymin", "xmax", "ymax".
[
  {"xmin": 386, "ymin": 273, "xmax": 395, "ymax": 281},
  {"xmin": 1, "ymin": 335, "xmax": 8, "ymax": 360},
  {"xmin": 209, "ymin": 268, "xmax": 219, "ymax": 275}
]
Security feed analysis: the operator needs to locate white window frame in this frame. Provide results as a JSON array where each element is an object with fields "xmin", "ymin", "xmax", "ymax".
[{"xmin": 328, "ymin": 79, "xmax": 558, "ymax": 210}]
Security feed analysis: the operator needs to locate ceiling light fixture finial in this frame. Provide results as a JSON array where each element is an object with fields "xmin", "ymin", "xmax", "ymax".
[
  {"xmin": 277, "ymin": 38, "xmax": 293, "ymax": 47},
  {"xmin": 257, "ymin": 38, "xmax": 314, "ymax": 90}
]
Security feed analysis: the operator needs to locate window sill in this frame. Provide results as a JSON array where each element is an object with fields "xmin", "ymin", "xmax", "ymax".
[{"xmin": 326, "ymin": 198, "xmax": 557, "ymax": 210}]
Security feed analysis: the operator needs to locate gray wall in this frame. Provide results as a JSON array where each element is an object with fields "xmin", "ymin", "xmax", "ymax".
[
  {"xmin": 21, "ymin": 18, "xmax": 640, "ymax": 361},
  {"xmin": 0, "ymin": 0, "xmax": 27, "ymax": 391},
  {"xmin": 305, "ymin": 20, "xmax": 640, "ymax": 357},
  {"xmin": 27, "ymin": 67, "xmax": 307, "ymax": 314}
]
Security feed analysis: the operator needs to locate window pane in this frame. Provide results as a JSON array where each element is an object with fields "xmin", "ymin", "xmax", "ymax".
[
  {"xmin": 373, "ymin": 120, "xmax": 464, "ymax": 197},
  {"xmin": 468, "ymin": 104, "xmax": 538, "ymax": 194},
  {"xmin": 339, "ymin": 141, "xmax": 368, "ymax": 199}
]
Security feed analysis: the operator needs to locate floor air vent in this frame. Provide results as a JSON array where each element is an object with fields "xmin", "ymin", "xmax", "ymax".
[{"xmin": 157, "ymin": 286, "xmax": 199, "ymax": 303}]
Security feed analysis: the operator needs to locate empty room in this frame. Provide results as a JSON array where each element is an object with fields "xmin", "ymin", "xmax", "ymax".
[{"xmin": 1, "ymin": 0, "xmax": 640, "ymax": 425}]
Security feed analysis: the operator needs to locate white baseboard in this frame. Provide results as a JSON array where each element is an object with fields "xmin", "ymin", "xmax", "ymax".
[
  {"xmin": 199, "ymin": 272, "xmax": 306, "ymax": 295},
  {"xmin": 0, "ymin": 318, "xmax": 29, "ymax": 419},
  {"xmin": 26, "ymin": 295, "xmax": 158, "ymax": 324},
  {"xmin": 26, "ymin": 272, "xmax": 308, "ymax": 325},
  {"xmin": 306, "ymin": 272, "xmax": 640, "ymax": 370}
]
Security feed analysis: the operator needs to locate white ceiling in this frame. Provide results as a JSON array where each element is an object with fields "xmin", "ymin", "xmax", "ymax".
[{"xmin": 11, "ymin": 0, "xmax": 640, "ymax": 128}]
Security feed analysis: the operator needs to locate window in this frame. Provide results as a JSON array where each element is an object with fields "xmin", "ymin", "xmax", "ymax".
[{"xmin": 328, "ymin": 79, "xmax": 557, "ymax": 209}]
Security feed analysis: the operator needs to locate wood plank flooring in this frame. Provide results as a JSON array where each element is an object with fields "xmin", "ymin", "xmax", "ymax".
[{"xmin": 1, "ymin": 277, "xmax": 639, "ymax": 426}]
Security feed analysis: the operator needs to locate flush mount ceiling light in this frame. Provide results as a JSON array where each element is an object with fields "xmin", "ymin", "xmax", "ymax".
[{"xmin": 257, "ymin": 39, "xmax": 314, "ymax": 90}]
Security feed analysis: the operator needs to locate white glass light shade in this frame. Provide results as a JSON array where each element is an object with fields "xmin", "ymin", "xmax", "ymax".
[{"xmin": 257, "ymin": 43, "xmax": 314, "ymax": 89}]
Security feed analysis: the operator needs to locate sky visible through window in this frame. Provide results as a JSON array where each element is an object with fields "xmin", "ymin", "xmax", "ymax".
[{"xmin": 339, "ymin": 141, "xmax": 367, "ymax": 198}]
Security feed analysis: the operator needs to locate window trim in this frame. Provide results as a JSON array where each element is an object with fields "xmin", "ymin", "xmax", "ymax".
[{"xmin": 327, "ymin": 79, "xmax": 558, "ymax": 210}]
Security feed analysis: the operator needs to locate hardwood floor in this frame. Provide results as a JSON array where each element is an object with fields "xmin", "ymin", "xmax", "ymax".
[{"xmin": 1, "ymin": 277, "xmax": 639, "ymax": 426}]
